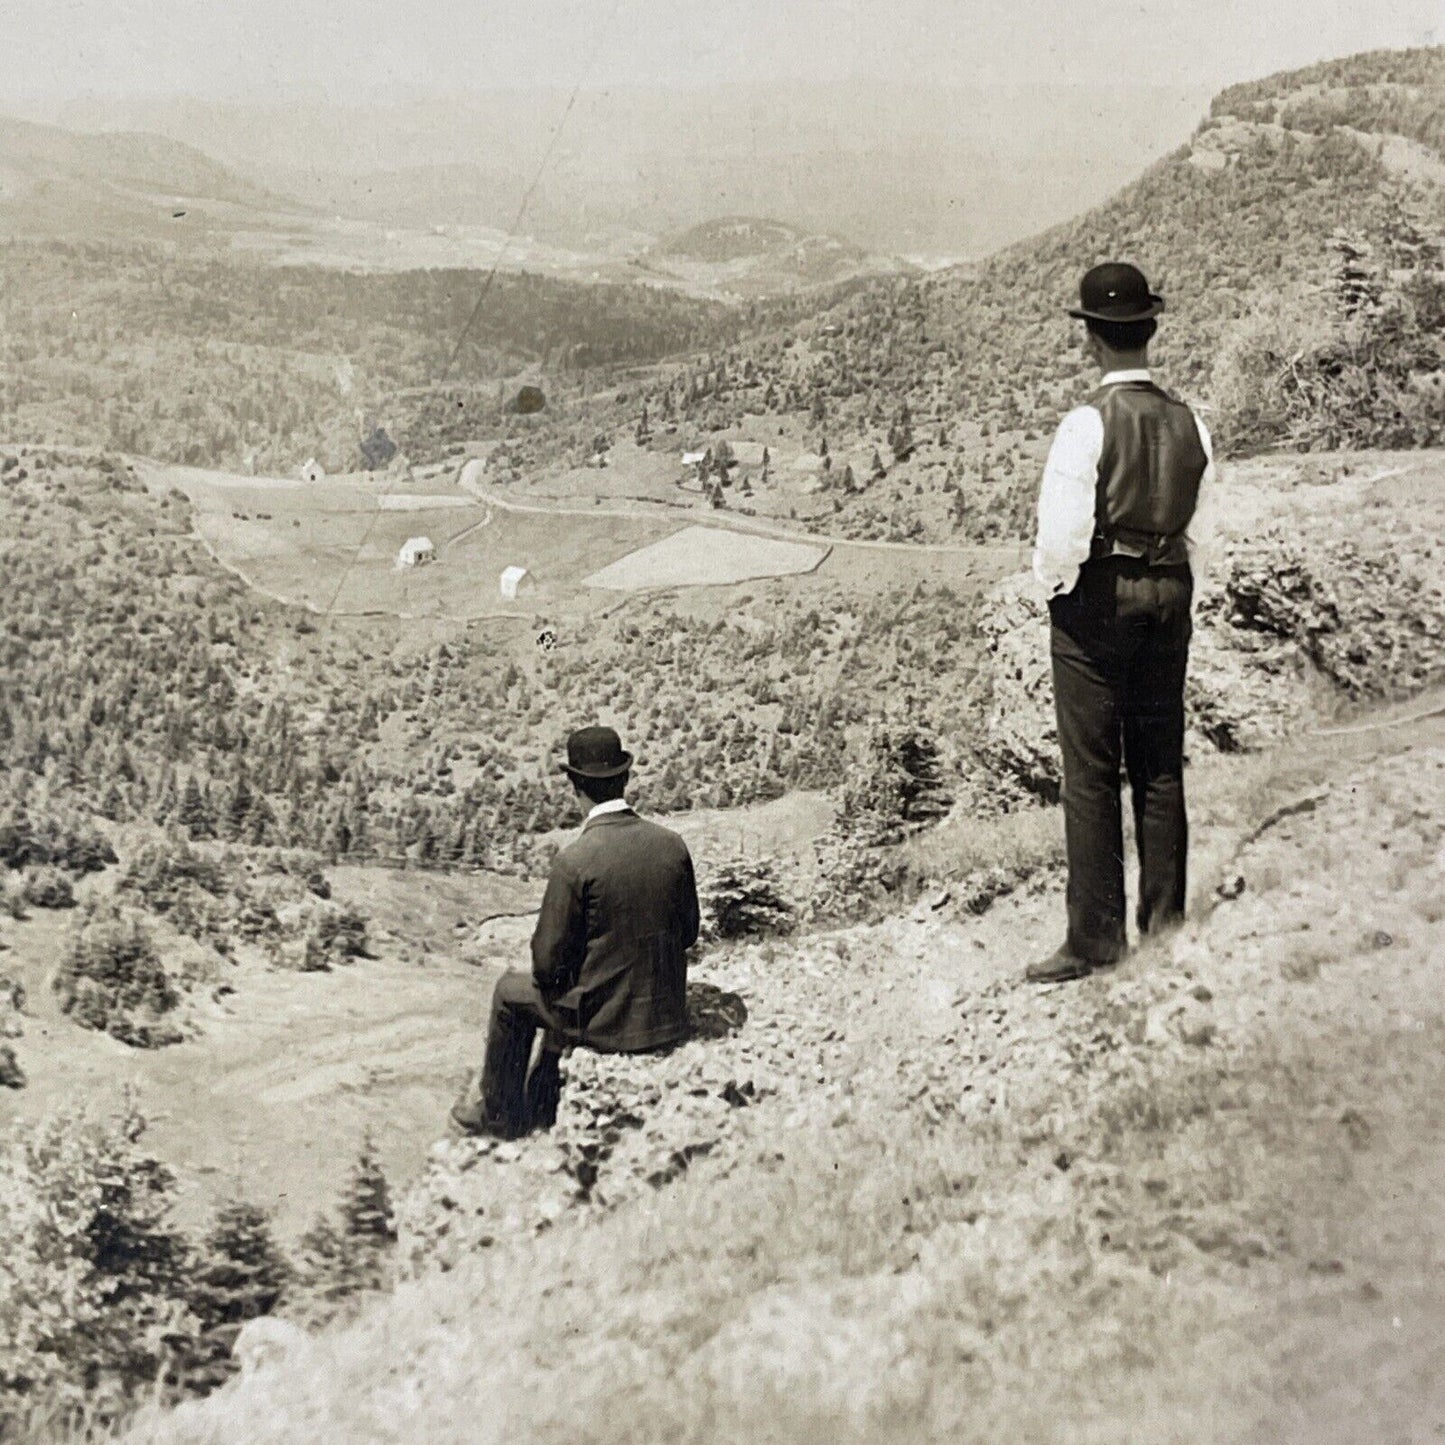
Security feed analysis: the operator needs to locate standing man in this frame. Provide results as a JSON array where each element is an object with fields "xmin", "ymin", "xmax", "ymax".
[
  {"xmin": 1028, "ymin": 262, "xmax": 1216, "ymax": 984},
  {"xmin": 452, "ymin": 725, "xmax": 701, "ymax": 1137}
]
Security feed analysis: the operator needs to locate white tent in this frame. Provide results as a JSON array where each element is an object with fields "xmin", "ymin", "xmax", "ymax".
[
  {"xmin": 499, "ymin": 565, "xmax": 532, "ymax": 600},
  {"xmin": 396, "ymin": 536, "xmax": 435, "ymax": 569},
  {"xmin": 299, "ymin": 457, "xmax": 326, "ymax": 483}
]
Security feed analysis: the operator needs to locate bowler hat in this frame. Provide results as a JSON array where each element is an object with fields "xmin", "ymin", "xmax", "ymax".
[
  {"xmin": 1068, "ymin": 262, "xmax": 1165, "ymax": 322},
  {"xmin": 562, "ymin": 725, "xmax": 633, "ymax": 780}
]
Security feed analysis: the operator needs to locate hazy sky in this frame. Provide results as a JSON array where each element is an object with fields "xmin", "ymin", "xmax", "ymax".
[{"xmin": 9, "ymin": 0, "xmax": 1441, "ymax": 102}]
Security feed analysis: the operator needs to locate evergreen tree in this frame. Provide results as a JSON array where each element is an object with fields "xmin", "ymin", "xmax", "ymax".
[
  {"xmin": 187, "ymin": 1200, "xmax": 291, "ymax": 1331},
  {"xmin": 225, "ymin": 773, "xmax": 254, "ymax": 841},
  {"xmin": 340, "ymin": 1136, "xmax": 395, "ymax": 1247},
  {"xmin": 176, "ymin": 776, "xmax": 211, "ymax": 839},
  {"xmin": 297, "ymin": 1139, "xmax": 395, "ymax": 1304}
]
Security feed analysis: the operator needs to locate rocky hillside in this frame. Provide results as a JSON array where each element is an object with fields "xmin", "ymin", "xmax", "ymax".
[
  {"xmin": 69, "ymin": 442, "xmax": 1440, "ymax": 1444},
  {"xmin": 117, "ymin": 690, "xmax": 1445, "ymax": 1443}
]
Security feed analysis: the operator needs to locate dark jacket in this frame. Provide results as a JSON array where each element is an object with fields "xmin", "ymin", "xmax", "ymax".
[{"xmin": 530, "ymin": 809, "xmax": 700, "ymax": 1052}]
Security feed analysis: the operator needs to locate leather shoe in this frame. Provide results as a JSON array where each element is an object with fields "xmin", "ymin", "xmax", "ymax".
[
  {"xmin": 449, "ymin": 1099, "xmax": 518, "ymax": 1139},
  {"xmin": 1025, "ymin": 947, "xmax": 1095, "ymax": 984}
]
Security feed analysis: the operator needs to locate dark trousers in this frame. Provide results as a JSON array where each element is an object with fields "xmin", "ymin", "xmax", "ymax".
[
  {"xmin": 1049, "ymin": 557, "xmax": 1193, "ymax": 962},
  {"xmin": 478, "ymin": 969, "xmax": 567, "ymax": 1135}
]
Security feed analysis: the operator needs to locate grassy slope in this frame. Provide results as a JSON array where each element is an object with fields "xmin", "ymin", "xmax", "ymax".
[{"xmin": 118, "ymin": 693, "xmax": 1445, "ymax": 1445}]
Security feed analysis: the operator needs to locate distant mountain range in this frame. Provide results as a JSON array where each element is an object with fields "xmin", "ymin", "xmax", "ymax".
[
  {"xmin": 19, "ymin": 81, "xmax": 1210, "ymax": 259},
  {"xmin": 0, "ymin": 114, "xmax": 293, "ymax": 239}
]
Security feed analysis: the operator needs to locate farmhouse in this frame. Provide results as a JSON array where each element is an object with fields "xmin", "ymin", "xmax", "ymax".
[
  {"xmin": 396, "ymin": 536, "xmax": 435, "ymax": 569},
  {"xmin": 299, "ymin": 457, "xmax": 326, "ymax": 483},
  {"xmin": 499, "ymin": 565, "xmax": 532, "ymax": 600}
]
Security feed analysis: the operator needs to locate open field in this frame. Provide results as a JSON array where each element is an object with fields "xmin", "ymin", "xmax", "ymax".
[
  {"xmin": 136, "ymin": 455, "xmax": 1020, "ymax": 627},
  {"xmin": 583, "ymin": 525, "xmax": 829, "ymax": 590}
]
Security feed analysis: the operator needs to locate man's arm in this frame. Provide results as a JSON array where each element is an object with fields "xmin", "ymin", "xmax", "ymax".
[
  {"xmin": 530, "ymin": 861, "xmax": 586, "ymax": 996},
  {"xmin": 1183, "ymin": 413, "xmax": 1218, "ymax": 592},
  {"xmin": 679, "ymin": 850, "xmax": 700, "ymax": 950},
  {"xmin": 1032, "ymin": 406, "xmax": 1104, "ymax": 601}
]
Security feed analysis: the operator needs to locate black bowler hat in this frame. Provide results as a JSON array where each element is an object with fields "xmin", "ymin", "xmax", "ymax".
[
  {"xmin": 1068, "ymin": 262, "xmax": 1165, "ymax": 322},
  {"xmin": 561, "ymin": 725, "xmax": 633, "ymax": 780}
]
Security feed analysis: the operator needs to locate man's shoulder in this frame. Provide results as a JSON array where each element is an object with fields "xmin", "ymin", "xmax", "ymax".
[
  {"xmin": 564, "ymin": 814, "xmax": 690, "ymax": 863},
  {"xmin": 1047, "ymin": 402, "xmax": 1105, "ymax": 455}
]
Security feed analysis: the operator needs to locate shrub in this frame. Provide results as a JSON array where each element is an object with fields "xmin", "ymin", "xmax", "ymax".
[
  {"xmin": 302, "ymin": 906, "xmax": 369, "ymax": 971},
  {"xmin": 21, "ymin": 865, "xmax": 75, "ymax": 910},
  {"xmin": 1211, "ymin": 252, "xmax": 1445, "ymax": 454},
  {"xmin": 0, "ymin": 1103, "xmax": 195, "ymax": 1433},
  {"xmin": 53, "ymin": 907, "xmax": 181, "ymax": 1048},
  {"xmin": 840, "ymin": 721, "xmax": 953, "ymax": 845},
  {"xmin": 297, "ymin": 1139, "xmax": 395, "ymax": 1307},
  {"xmin": 177, "ymin": 1200, "xmax": 293, "ymax": 1393},
  {"xmin": 702, "ymin": 858, "xmax": 796, "ymax": 940},
  {"xmin": 0, "ymin": 878, "xmax": 27, "ymax": 921},
  {"xmin": 0, "ymin": 1045, "xmax": 23, "ymax": 1089},
  {"xmin": 0, "ymin": 799, "xmax": 116, "ymax": 877}
]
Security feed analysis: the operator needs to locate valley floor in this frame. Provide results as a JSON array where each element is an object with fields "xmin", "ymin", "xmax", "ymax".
[{"xmin": 121, "ymin": 692, "xmax": 1445, "ymax": 1444}]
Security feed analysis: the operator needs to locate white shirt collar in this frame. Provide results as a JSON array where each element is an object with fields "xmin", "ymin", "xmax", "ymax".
[
  {"xmin": 585, "ymin": 798, "xmax": 633, "ymax": 822},
  {"xmin": 1100, "ymin": 368, "xmax": 1151, "ymax": 385}
]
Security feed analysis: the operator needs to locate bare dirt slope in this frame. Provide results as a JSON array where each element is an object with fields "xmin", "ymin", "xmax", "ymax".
[{"xmin": 124, "ymin": 693, "xmax": 1445, "ymax": 1444}]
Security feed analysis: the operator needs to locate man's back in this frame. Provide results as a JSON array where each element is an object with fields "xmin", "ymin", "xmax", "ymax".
[
  {"xmin": 1090, "ymin": 379, "xmax": 1209, "ymax": 542},
  {"xmin": 531, "ymin": 810, "xmax": 699, "ymax": 1052}
]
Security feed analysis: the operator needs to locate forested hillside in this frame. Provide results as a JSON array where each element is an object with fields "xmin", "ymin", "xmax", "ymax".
[
  {"xmin": 0, "ymin": 451, "xmax": 984, "ymax": 875},
  {"xmin": 6, "ymin": 51, "xmax": 1437, "ymax": 537},
  {"xmin": 603, "ymin": 46, "xmax": 1445, "ymax": 542},
  {"xmin": 0, "ymin": 244, "xmax": 744, "ymax": 473}
]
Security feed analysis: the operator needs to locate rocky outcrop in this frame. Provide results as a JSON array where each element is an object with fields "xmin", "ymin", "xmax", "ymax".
[
  {"xmin": 961, "ymin": 513, "xmax": 1445, "ymax": 807},
  {"xmin": 396, "ymin": 979, "xmax": 770, "ymax": 1275},
  {"xmin": 1206, "ymin": 529, "xmax": 1445, "ymax": 702}
]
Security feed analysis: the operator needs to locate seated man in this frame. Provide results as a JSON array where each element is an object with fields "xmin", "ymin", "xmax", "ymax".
[{"xmin": 451, "ymin": 725, "xmax": 701, "ymax": 1139}]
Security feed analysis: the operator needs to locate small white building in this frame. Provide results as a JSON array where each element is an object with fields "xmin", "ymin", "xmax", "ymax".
[
  {"xmin": 681, "ymin": 450, "xmax": 708, "ymax": 467},
  {"xmin": 299, "ymin": 457, "xmax": 325, "ymax": 483},
  {"xmin": 396, "ymin": 536, "xmax": 435, "ymax": 569},
  {"xmin": 499, "ymin": 565, "xmax": 532, "ymax": 600}
]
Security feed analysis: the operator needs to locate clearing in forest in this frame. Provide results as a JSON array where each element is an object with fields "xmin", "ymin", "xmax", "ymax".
[{"xmin": 583, "ymin": 524, "xmax": 829, "ymax": 591}]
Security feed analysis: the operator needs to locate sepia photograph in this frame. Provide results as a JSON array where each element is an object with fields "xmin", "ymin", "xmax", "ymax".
[{"xmin": 0, "ymin": 0, "xmax": 1442, "ymax": 1439}]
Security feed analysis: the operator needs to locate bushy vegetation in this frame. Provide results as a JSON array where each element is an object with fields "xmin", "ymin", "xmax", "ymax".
[
  {"xmin": 0, "ymin": 1103, "xmax": 401, "ymax": 1434},
  {"xmin": 0, "ymin": 788, "xmax": 115, "ymax": 876},
  {"xmin": 0, "ymin": 243, "xmax": 735, "ymax": 476},
  {"xmin": 0, "ymin": 455, "xmax": 989, "ymax": 880},
  {"xmin": 702, "ymin": 858, "xmax": 796, "ymax": 940},
  {"xmin": 20, "ymin": 863, "xmax": 76, "ymax": 909},
  {"xmin": 839, "ymin": 720, "xmax": 954, "ymax": 846},
  {"xmin": 297, "ymin": 1137, "xmax": 397, "ymax": 1306},
  {"xmin": 302, "ymin": 905, "xmax": 370, "ymax": 971},
  {"xmin": 53, "ymin": 904, "xmax": 182, "ymax": 1048},
  {"xmin": 1212, "ymin": 228, "xmax": 1445, "ymax": 452},
  {"xmin": 0, "ymin": 1103, "xmax": 194, "ymax": 1434}
]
